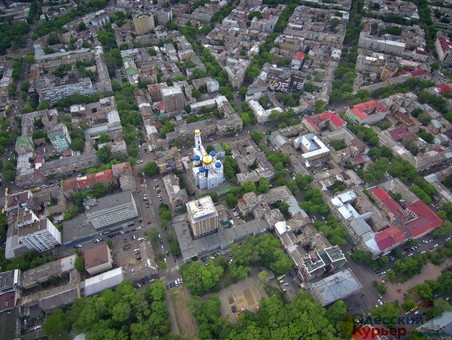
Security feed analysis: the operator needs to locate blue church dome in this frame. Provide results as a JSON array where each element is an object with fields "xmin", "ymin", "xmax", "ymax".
[
  {"xmin": 194, "ymin": 155, "xmax": 200, "ymax": 161},
  {"xmin": 215, "ymin": 162, "xmax": 222, "ymax": 168},
  {"xmin": 199, "ymin": 167, "xmax": 206, "ymax": 173},
  {"xmin": 209, "ymin": 151, "xmax": 216, "ymax": 157}
]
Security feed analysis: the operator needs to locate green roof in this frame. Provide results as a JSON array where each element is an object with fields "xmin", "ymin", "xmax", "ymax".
[
  {"xmin": 126, "ymin": 67, "xmax": 137, "ymax": 75},
  {"xmin": 16, "ymin": 136, "xmax": 32, "ymax": 147},
  {"xmin": 122, "ymin": 57, "xmax": 132, "ymax": 62}
]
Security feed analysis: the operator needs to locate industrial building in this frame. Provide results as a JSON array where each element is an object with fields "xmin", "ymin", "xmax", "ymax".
[{"xmin": 84, "ymin": 191, "xmax": 138, "ymax": 229}]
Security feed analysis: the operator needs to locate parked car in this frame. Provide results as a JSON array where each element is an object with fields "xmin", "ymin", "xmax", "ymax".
[{"xmin": 147, "ymin": 220, "xmax": 153, "ymax": 224}]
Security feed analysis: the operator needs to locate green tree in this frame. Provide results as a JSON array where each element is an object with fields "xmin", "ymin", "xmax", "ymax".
[
  {"xmin": 43, "ymin": 309, "xmax": 67, "ymax": 339},
  {"xmin": 98, "ymin": 133, "xmax": 111, "ymax": 143},
  {"xmin": 148, "ymin": 229, "xmax": 159, "ymax": 242},
  {"xmin": 96, "ymin": 145, "xmax": 113, "ymax": 163},
  {"xmin": 70, "ymin": 138, "xmax": 85, "ymax": 152},
  {"xmin": 75, "ymin": 257, "xmax": 85, "ymax": 272},
  {"xmin": 143, "ymin": 162, "xmax": 159, "ymax": 176},
  {"xmin": 180, "ymin": 261, "xmax": 224, "ymax": 295}
]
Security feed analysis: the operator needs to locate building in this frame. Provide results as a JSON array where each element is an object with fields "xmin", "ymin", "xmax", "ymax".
[
  {"xmin": 155, "ymin": 8, "xmax": 173, "ymax": 25},
  {"xmin": 84, "ymin": 244, "xmax": 113, "ymax": 275},
  {"xmin": 293, "ymin": 133, "xmax": 330, "ymax": 165},
  {"xmin": 48, "ymin": 123, "xmax": 72, "ymax": 153},
  {"xmin": 162, "ymin": 173, "xmax": 188, "ymax": 211},
  {"xmin": 18, "ymin": 218, "xmax": 62, "ymax": 252},
  {"xmin": 83, "ymin": 267, "xmax": 124, "ymax": 296},
  {"xmin": 303, "ymin": 112, "xmax": 346, "ymax": 132},
  {"xmin": 61, "ymin": 169, "xmax": 116, "ymax": 195},
  {"xmin": 291, "ymin": 51, "xmax": 305, "ymax": 70},
  {"xmin": 161, "ymin": 86, "xmax": 185, "ymax": 113},
  {"xmin": 85, "ymin": 190, "xmax": 138, "ymax": 229},
  {"xmin": 186, "ymin": 196, "xmax": 219, "ymax": 238},
  {"xmin": 192, "ymin": 130, "xmax": 224, "ymax": 190},
  {"xmin": 309, "ymin": 268, "xmax": 363, "ymax": 306},
  {"xmin": 344, "ymin": 100, "xmax": 388, "ymax": 125},
  {"xmin": 435, "ymin": 36, "xmax": 452, "ymax": 67},
  {"xmin": 132, "ymin": 11, "xmax": 155, "ymax": 35},
  {"xmin": 15, "ymin": 136, "xmax": 34, "ymax": 155}
]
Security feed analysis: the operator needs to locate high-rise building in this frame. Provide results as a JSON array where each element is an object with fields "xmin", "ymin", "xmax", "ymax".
[
  {"xmin": 186, "ymin": 196, "xmax": 219, "ymax": 238},
  {"xmin": 85, "ymin": 191, "xmax": 138, "ymax": 229},
  {"xmin": 18, "ymin": 218, "xmax": 62, "ymax": 252},
  {"xmin": 192, "ymin": 130, "xmax": 224, "ymax": 190},
  {"xmin": 161, "ymin": 86, "xmax": 185, "ymax": 113},
  {"xmin": 48, "ymin": 124, "xmax": 72, "ymax": 153},
  {"xmin": 132, "ymin": 11, "xmax": 155, "ymax": 35}
]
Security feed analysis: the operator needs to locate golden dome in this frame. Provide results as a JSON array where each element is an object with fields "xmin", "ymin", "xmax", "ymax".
[
  {"xmin": 194, "ymin": 129, "xmax": 201, "ymax": 135},
  {"xmin": 202, "ymin": 154, "xmax": 213, "ymax": 165}
]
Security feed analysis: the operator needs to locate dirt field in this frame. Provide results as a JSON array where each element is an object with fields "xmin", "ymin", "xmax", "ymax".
[
  {"xmin": 213, "ymin": 270, "xmax": 267, "ymax": 321},
  {"xmin": 168, "ymin": 286, "xmax": 199, "ymax": 340}
]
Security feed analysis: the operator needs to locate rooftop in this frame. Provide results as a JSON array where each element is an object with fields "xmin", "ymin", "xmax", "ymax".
[
  {"xmin": 18, "ymin": 219, "xmax": 49, "ymax": 237},
  {"xmin": 405, "ymin": 200, "xmax": 443, "ymax": 238},
  {"xmin": 371, "ymin": 187, "xmax": 407, "ymax": 220},
  {"xmin": 349, "ymin": 100, "xmax": 387, "ymax": 120},
  {"xmin": 309, "ymin": 268, "xmax": 363, "ymax": 306},
  {"xmin": 304, "ymin": 112, "xmax": 346, "ymax": 131},
  {"xmin": 85, "ymin": 190, "xmax": 134, "ymax": 213},
  {"xmin": 21, "ymin": 255, "xmax": 76, "ymax": 289},
  {"xmin": 186, "ymin": 196, "xmax": 217, "ymax": 221},
  {"xmin": 375, "ymin": 226, "xmax": 407, "ymax": 251},
  {"xmin": 61, "ymin": 169, "xmax": 114, "ymax": 191},
  {"xmin": 84, "ymin": 244, "xmax": 110, "ymax": 269}
]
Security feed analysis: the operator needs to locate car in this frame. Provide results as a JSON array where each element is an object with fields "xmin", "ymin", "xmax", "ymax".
[
  {"xmin": 283, "ymin": 283, "xmax": 289, "ymax": 286},
  {"xmin": 147, "ymin": 220, "xmax": 152, "ymax": 224},
  {"xmin": 278, "ymin": 280, "xmax": 284, "ymax": 283},
  {"xmin": 74, "ymin": 245, "xmax": 83, "ymax": 248}
]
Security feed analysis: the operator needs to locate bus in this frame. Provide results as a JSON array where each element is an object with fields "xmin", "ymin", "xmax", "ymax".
[{"xmin": 31, "ymin": 187, "xmax": 41, "ymax": 192}]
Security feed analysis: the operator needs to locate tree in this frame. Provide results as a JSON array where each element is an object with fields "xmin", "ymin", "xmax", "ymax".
[
  {"xmin": 402, "ymin": 300, "xmax": 417, "ymax": 311},
  {"xmin": 148, "ymin": 229, "xmax": 159, "ymax": 242},
  {"xmin": 75, "ymin": 257, "xmax": 85, "ymax": 272},
  {"xmin": 180, "ymin": 261, "xmax": 224, "ymax": 295},
  {"xmin": 143, "ymin": 162, "xmax": 159, "ymax": 176},
  {"xmin": 43, "ymin": 309, "xmax": 67, "ymax": 339},
  {"xmin": 70, "ymin": 138, "xmax": 85, "ymax": 152},
  {"xmin": 98, "ymin": 133, "xmax": 110, "ymax": 143},
  {"xmin": 96, "ymin": 146, "xmax": 113, "ymax": 163},
  {"xmin": 371, "ymin": 302, "xmax": 401, "ymax": 328}
]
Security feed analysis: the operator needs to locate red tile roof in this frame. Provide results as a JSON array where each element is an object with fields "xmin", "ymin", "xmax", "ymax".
[
  {"xmin": 349, "ymin": 100, "xmax": 387, "ymax": 120},
  {"xmin": 293, "ymin": 51, "xmax": 305, "ymax": 61},
  {"xmin": 84, "ymin": 244, "xmax": 111, "ymax": 269},
  {"xmin": 376, "ymin": 226, "xmax": 406, "ymax": 251},
  {"xmin": 0, "ymin": 291, "xmax": 16, "ymax": 311},
  {"xmin": 61, "ymin": 169, "xmax": 114, "ymax": 191},
  {"xmin": 304, "ymin": 111, "xmax": 346, "ymax": 130},
  {"xmin": 410, "ymin": 69, "xmax": 429, "ymax": 77},
  {"xmin": 438, "ymin": 37, "xmax": 452, "ymax": 53},
  {"xmin": 371, "ymin": 188, "xmax": 407, "ymax": 220},
  {"xmin": 389, "ymin": 127, "xmax": 416, "ymax": 142},
  {"xmin": 405, "ymin": 200, "xmax": 443, "ymax": 238},
  {"xmin": 436, "ymin": 84, "xmax": 452, "ymax": 93}
]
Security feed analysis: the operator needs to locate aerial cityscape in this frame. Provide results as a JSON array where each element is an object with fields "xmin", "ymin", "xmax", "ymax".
[{"xmin": 0, "ymin": 0, "xmax": 452, "ymax": 339}]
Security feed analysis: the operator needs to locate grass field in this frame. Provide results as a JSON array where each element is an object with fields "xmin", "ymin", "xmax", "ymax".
[{"xmin": 169, "ymin": 286, "xmax": 199, "ymax": 340}]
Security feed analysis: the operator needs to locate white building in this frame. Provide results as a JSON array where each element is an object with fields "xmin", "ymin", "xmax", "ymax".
[
  {"xmin": 192, "ymin": 130, "xmax": 224, "ymax": 190},
  {"xmin": 248, "ymin": 99, "xmax": 283, "ymax": 123},
  {"xmin": 18, "ymin": 218, "xmax": 62, "ymax": 252},
  {"xmin": 186, "ymin": 196, "xmax": 219, "ymax": 237}
]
